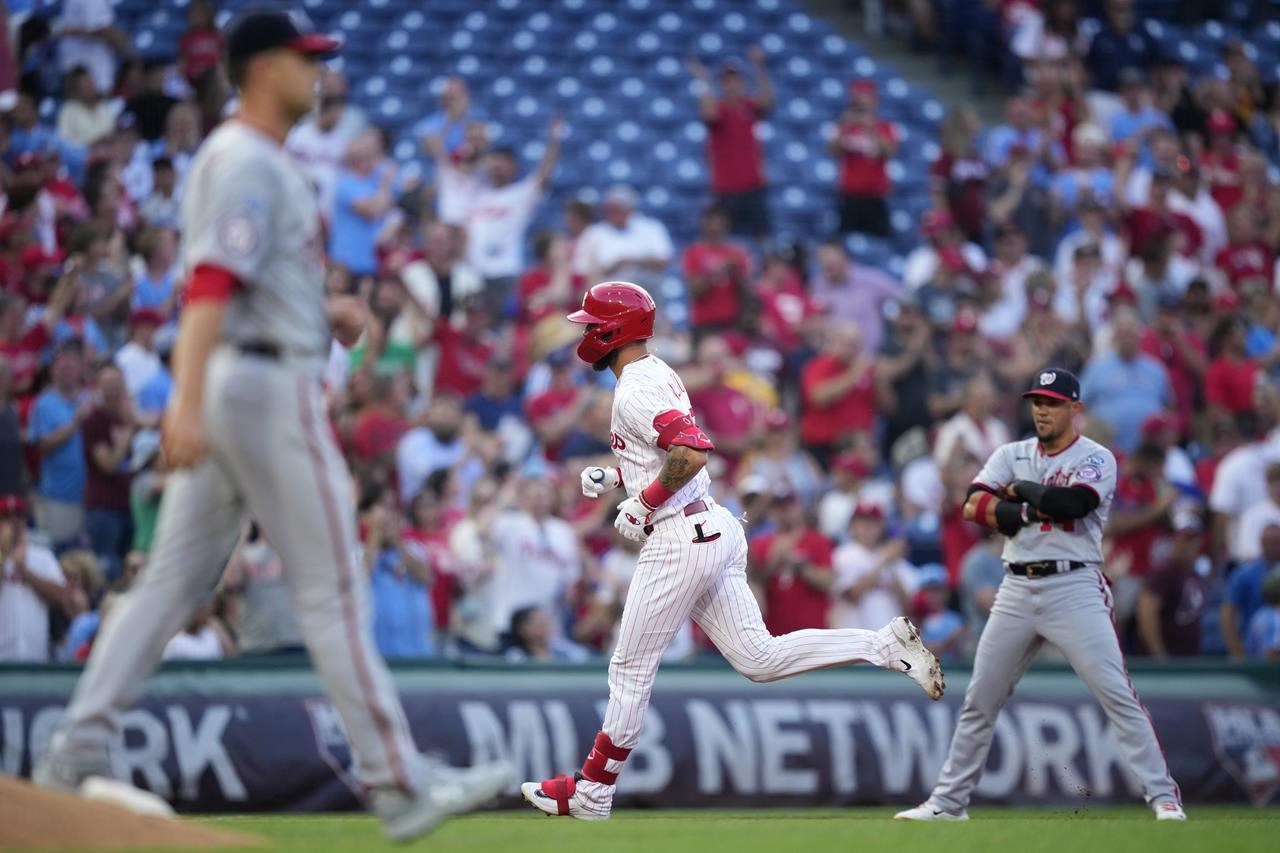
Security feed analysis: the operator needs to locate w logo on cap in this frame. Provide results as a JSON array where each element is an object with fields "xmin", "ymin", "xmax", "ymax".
[{"xmin": 1039, "ymin": 371, "xmax": 1057, "ymax": 386}]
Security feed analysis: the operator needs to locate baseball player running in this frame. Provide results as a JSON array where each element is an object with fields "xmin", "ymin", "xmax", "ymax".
[
  {"xmin": 895, "ymin": 368, "xmax": 1185, "ymax": 822},
  {"xmin": 34, "ymin": 11, "xmax": 510, "ymax": 841},
  {"xmin": 520, "ymin": 281, "xmax": 944, "ymax": 820}
]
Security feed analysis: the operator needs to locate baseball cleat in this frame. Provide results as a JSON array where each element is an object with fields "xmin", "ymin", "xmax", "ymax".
[
  {"xmin": 894, "ymin": 802, "xmax": 971, "ymax": 821},
  {"xmin": 1155, "ymin": 801, "xmax": 1187, "ymax": 821},
  {"xmin": 887, "ymin": 616, "xmax": 946, "ymax": 700},
  {"xmin": 375, "ymin": 759, "xmax": 515, "ymax": 843},
  {"xmin": 521, "ymin": 773, "xmax": 610, "ymax": 821}
]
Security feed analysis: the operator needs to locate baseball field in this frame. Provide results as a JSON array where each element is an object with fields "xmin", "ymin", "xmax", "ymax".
[{"xmin": 191, "ymin": 807, "xmax": 1275, "ymax": 852}]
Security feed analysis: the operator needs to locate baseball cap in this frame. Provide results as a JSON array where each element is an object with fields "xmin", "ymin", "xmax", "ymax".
[
  {"xmin": 20, "ymin": 245, "xmax": 65, "ymax": 269},
  {"xmin": 920, "ymin": 209, "xmax": 954, "ymax": 237},
  {"xmin": 850, "ymin": 78, "xmax": 877, "ymax": 97},
  {"xmin": 951, "ymin": 309, "xmax": 979, "ymax": 334},
  {"xmin": 916, "ymin": 563, "xmax": 948, "ymax": 588},
  {"xmin": 225, "ymin": 10, "xmax": 342, "ymax": 66},
  {"xmin": 0, "ymin": 494, "xmax": 27, "ymax": 516},
  {"xmin": 1141, "ymin": 412, "xmax": 1178, "ymax": 439},
  {"xmin": 938, "ymin": 245, "xmax": 967, "ymax": 273},
  {"xmin": 739, "ymin": 474, "xmax": 770, "ymax": 497},
  {"xmin": 762, "ymin": 408, "xmax": 791, "ymax": 430},
  {"xmin": 852, "ymin": 501, "xmax": 884, "ymax": 520},
  {"xmin": 130, "ymin": 307, "xmax": 166, "ymax": 327},
  {"xmin": 1023, "ymin": 367, "xmax": 1081, "ymax": 403},
  {"xmin": 1214, "ymin": 291, "xmax": 1243, "ymax": 312},
  {"xmin": 1208, "ymin": 109, "xmax": 1236, "ymax": 134},
  {"xmin": 832, "ymin": 452, "xmax": 870, "ymax": 480}
]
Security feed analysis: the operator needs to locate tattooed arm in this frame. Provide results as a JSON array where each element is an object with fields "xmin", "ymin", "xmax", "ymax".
[{"xmin": 658, "ymin": 445, "xmax": 708, "ymax": 493}]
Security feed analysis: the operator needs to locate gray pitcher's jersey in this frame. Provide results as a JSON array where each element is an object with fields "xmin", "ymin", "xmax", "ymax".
[
  {"xmin": 973, "ymin": 435, "xmax": 1117, "ymax": 565},
  {"xmin": 182, "ymin": 121, "xmax": 330, "ymax": 357}
]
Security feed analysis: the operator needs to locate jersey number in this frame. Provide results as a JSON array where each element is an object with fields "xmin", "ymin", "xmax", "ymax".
[
  {"xmin": 692, "ymin": 523, "xmax": 721, "ymax": 545},
  {"xmin": 1040, "ymin": 520, "xmax": 1075, "ymax": 533}
]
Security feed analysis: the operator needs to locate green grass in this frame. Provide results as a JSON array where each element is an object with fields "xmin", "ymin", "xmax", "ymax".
[{"xmin": 190, "ymin": 807, "xmax": 1280, "ymax": 853}]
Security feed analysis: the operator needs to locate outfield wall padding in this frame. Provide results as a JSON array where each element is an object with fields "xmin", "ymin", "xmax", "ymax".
[{"xmin": 2, "ymin": 661, "xmax": 1278, "ymax": 811}]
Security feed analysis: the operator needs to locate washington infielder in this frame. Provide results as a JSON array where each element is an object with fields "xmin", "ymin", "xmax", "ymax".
[
  {"xmin": 896, "ymin": 368, "xmax": 1186, "ymax": 822},
  {"xmin": 520, "ymin": 281, "xmax": 945, "ymax": 819},
  {"xmin": 34, "ymin": 11, "xmax": 510, "ymax": 841}
]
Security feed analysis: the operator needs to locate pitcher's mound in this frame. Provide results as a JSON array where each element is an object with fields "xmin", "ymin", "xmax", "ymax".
[{"xmin": 0, "ymin": 776, "xmax": 259, "ymax": 850}]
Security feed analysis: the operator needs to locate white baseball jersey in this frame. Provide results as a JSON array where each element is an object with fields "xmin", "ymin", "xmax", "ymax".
[
  {"xmin": 973, "ymin": 435, "xmax": 1117, "ymax": 564},
  {"xmin": 609, "ymin": 355, "xmax": 711, "ymax": 523}
]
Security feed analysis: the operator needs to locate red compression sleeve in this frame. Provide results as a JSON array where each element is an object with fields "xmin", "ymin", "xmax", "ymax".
[
  {"xmin": 183, "ymin": 264, "xmax": 241, "ymax": 305},
  {"xmin": 639, "ymin": 478, "xmax": 675, "ymax": 512}
]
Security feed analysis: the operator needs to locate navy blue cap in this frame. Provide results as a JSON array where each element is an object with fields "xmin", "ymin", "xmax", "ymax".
[
  {"xmin": 225, "ymin": 10, "xmax": 341, "ymax": 65},
  {"xmin": 1023, "ymin": 367, "xmax": 1080, "ymax": 402}
]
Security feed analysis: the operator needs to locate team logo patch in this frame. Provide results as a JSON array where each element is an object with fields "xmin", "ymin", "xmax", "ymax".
[
  {"xmin": 218, "ymin": 215, "xmax": 260, "ymax": 257},
  {"xmin": 1075, "ymin": 465, "xmax": 1102, "ymax": 482},
  {"xmin": 1039, "ymin": 371, "xmax": 1057, "ymax": 386},
  {"xmin": 1084, "ymin": 454, "xmax": 1105, "ymax": 467},
  {"xmin": 1204, "ymin": 702, "xmax": 1280, "ymax": 806}
]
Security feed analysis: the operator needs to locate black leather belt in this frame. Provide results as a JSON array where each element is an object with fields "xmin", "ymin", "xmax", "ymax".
[
  {"xmin": 1005, "ymin": 560, "xmax": 1088, "ymax": 579},
  {"xmin": 642, "ymin": 499, "xmax": 711, "ymax": 535},
  {"xmin": 235, "ymin": 341, "xmax": 281, "ymax": 360}
]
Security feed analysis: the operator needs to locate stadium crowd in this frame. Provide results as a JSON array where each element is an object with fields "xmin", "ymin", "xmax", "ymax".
[{"xmin": 1, "ymin": 0, "xmax": 1280, "ymax": 668}]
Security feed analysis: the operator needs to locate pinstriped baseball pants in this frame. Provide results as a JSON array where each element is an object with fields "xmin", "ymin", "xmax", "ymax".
[{"xmin": 578, "ymin": 501, "xmax": 895, "ymax": 807}]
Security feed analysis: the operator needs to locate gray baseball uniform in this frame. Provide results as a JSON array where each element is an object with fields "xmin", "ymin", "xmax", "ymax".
[
  {"xmin": 42, "ymin": 122, "xmax": 426, "ymax": 795},
  {"xmin": 927, "ymin": 434, "xmax": 1181, "ymax": 813}
]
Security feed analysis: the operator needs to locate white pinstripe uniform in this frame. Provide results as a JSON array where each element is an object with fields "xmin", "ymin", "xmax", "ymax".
[{"xmin": 573, "ymin": 354, "xmax": 905, "ymax": 815}]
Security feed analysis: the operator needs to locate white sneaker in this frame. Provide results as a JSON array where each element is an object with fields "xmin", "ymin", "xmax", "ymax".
[
  {"xmin": 886, "ymin": 617, "xmax": 946, "ymax": 700},
  {"xmin": 1155, "ymin": 801, "xmax": 1187, "ymax": 821},
  {"xmin": 894, "ymin": 802, "xmax": 970, "ymax": 821},
  {"xmin": 375, "ymin": 759, "xmax": 514, "ymax": 842},
  {"xmin": 520, "ymin": 774, "xmax": 610, "ymax": 821}
]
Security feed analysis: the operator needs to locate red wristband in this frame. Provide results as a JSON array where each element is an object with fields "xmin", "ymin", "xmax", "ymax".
[
  {"xmin": 975, "ymin": 492, "xmax": 995, "ymax": 527},
  {"xmin": 639, "ymin": 479, "xmax": 675, "ymax": 512}
]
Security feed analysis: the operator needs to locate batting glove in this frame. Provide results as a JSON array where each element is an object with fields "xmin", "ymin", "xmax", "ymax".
[
  {"xmin": 614, "ymin": 497, "xmax": 651, "ymax": 543},
  {"xmin": 581, "ymin": 466, "xmax": 622, "ymax": 499}
]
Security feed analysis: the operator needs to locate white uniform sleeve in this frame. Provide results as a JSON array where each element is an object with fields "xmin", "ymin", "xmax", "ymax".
[
  {"xmin": 182, "ymin": 149, "xmax": 280, "ymax": 285},
  {"xmin": 972, "ymin": 444, "xmax": 1015, "ymax": 492},
  {"xmin": 617, "ymin": 380, "xmax": 683, "ymax": 448}
]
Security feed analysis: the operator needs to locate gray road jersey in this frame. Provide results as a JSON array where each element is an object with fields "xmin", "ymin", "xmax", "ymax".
[
  {"xmin": 181, "ymin": 121, "xmax": 330, "ymax": 357},
  {"xmin": 973, "ymin": 435, "xmax": 1117, "ymax": 565}
]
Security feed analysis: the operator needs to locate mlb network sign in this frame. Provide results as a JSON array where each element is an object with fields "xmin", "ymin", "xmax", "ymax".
[{"xmin": 1, "ymin": 691, "xmax": 1274, "ymax": 810}]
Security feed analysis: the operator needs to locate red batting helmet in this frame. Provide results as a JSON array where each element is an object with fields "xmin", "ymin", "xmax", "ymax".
[{"xmin": 566, "ymin": 281, "xmax": 656, "ymax": 365}]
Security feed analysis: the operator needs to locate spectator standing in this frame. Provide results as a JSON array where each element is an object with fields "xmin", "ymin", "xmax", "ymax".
[
  {"xmin": 749, "ymin": 487, "xmax": 834, "ymax": 634},
  {"xmin": 114, "ymin": 308, "xmax": 164, "ymax": 399},
  {"xmin": 0, "ymin": 359, "xmax": 25, "ymax": 498},
  {"xmin": 486, "ymin": 478, "xmax": 581, "ymax": 640},
  {"xmin": 933, "ymin": 373, "xmax": 1010, "ymax": 471},
  {"xmin": 830, "ymin": 502, "xmax": 916, "ymax": 630},
  {"xmin": 831, "ymin": 79, "xmax": 898, "ymax": 237},
  {"xmin": 809, "ymin": 240, "xmax": 901, "ymax": 354},
  {"xmin": 131, "ymin": 227, "xmax": 178, "ymax": 314},
  {"xmin": 329, "ymin": 130, "xmax": 396, "ymax": 279},
  {"xmin": 517, "ymin": 231, "xmax": 586, "ymax": 328},
  {"xmin": 56, "ymin": 66, "xmax": 116, "ymax": 147},
  {"xmin": 396, "ymin": 393, "xmax": 466, "ymax": 504},
  {"xmin": 452, "ymin": 118, "xmax": 562, "ymax": 318},
  {"xmin": 351, "ymin": 372, "xmax": 411, "ymax": 469},
  {"xmin": 0, "ymin": 495, "xmax": 67, "ymax": 662},
  {"xmin": 959, "ymin": 532, "xmax": 1004, "ymax": 651},
  {"xmin": 1109, "ymin": 69, "xmax": 1173, "ymax": 152},
  {"xmin": 1084, "ymin": 0, "xmax": 1157, "ymax": 93},
  {"xmin": 688, "ymin": 47, "xmax": 774, "ymax": 241},
  {"xmin": 138, "ymin": 157, "xmax": 180, "ymax": 228},
  {"xmin": 1245, "ymin": 568, "xmax": 1280, "ymax": 660},
  {"xmin": 124, "ymin": 58, "xmax": 178, "ymax": 143},
  {"xmin": 222, "ymin": 528, "xmax": 304, "ymax": 655},
  {"xmin": 1205, "ymin": 316, "xmax": 1259, "ymax": 427},
  {"xmin": 464, "ymin": 356, "xmax": 525, "ymax": 433},
  {"xmin": 1209, "ymin": 386, "xmax": 1280, "ymax": 566},
  {"xmin": 415, "ymin": 77, "xmax": 482, "ymax": 158},
  {"xmin": 1139, "ymin": 294, "xmax": 1206, "ymax": 438},
  {"xmin": 1137, "ymin": 512, "xmax": 1207, "ymax": 659},
  {"xmin": 1221, "ymin": 524, "xmax": 1280, "ymax": 658},
  {"xmin": 177, "ymin": 0, "xmax": 222, "ymax": 86},
  {"xmin": 29, "ymin": 342, "xmax": 90, "ymax": 547},
  {"xmin": 875, "ymin": 297, "xmax": 937, "ymax": 456},
  {"xmin": 80, "ymin": 364, "xmax": 135, "ymax": 580},
  {"xmin": 681, "ymin": 205, "xmax": 752, "ymax": 337},
  {"xmin": 800, "ymin": 322, "xmax": 876, "ymax": 466},
  {"xmin": 573, "ymin": 184, "xmax": 674, "ymax": 292},
  {"xmin": 931, "ymin": 106, "xmax": 988, "ymax": 244},
  {"xmin": 526, "ymin": 347, "xmax": 588, "ymax": 462},
  {"xmin": 56, "ymin": 0, "xmax": 124, "ymax": 96},
  {"xmin": 287, "ymin": 93, "xmax": 353, "ymax": 217},
  {"xmin": 1106, "ymin": 442, "xmax": 1177, "ymax": 626},
  {"xmin": 902, "ymin": 209, "xmax": 987, "ymax": 291},
  {"xmin": 736, "ymin": 409, "xmax": 825, "ymax": 509},
  {"xmin": 1079, "ymin": 307, "xmax": 1171, "ymax": 454},
  {"xmin": 1235, "ymin": 468, "xmax": 1280, "ymax": 566}
]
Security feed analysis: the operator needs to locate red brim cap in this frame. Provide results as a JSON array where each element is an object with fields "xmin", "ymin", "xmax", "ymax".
[
  {"xmin": 1022, "ymin": 389, "xmax": 1073, "ymax": 401},
  {"xmin": 287, "ymin": 34, "xmax": 342, "ymax": 57}
]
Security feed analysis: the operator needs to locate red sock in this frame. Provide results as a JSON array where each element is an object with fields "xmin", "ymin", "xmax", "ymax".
[{"xmin": 579, "ymin": 732, "xmax": 631, "ymax": 785}]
